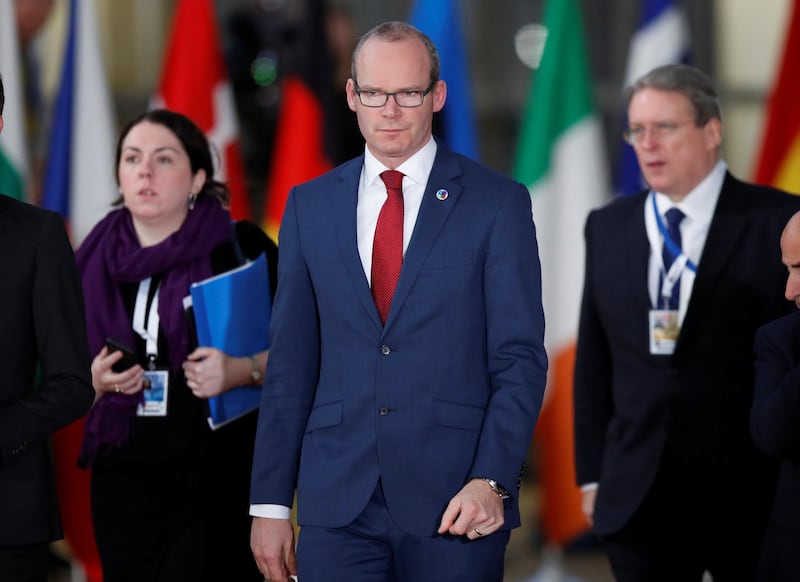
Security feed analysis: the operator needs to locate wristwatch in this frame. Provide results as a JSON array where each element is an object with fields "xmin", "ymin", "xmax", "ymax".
[
  {"xmin": 249, "ymin": 355, "xmax": 262, "ymax": 384},
  {"xmin": 481, "ymin": 478, "xmax": 510, "ymax": 500}
]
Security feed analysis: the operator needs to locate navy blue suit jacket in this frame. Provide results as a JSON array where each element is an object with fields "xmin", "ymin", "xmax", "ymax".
[
  {"xmin": 752, "ymin": 310, "xmax": 800, "ymax": 579},
  {"xmin": 250, "ymin": 145, "xmax": 547, "ymax": 536},
  {"xmin": 575, "ymin": 173, "xmax": 799, "ymax": 536}
]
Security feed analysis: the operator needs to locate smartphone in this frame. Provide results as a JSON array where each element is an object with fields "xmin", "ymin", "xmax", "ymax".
[{"xmin": 105, "ymin": 338, "xmax": 139, "ymax": 373}]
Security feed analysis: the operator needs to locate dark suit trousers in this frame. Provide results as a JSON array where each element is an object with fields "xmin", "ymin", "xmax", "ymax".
[
  {"xmin": 601, "ymin": 459, "xmax": 766, "ymax": 582},
  {"xmin": 297, "ymin": 480, "xmax": 510, "ymax": 582},
  {"xmin": 0, "ymin": 543, "xmax": 49, "ymax": 582}
]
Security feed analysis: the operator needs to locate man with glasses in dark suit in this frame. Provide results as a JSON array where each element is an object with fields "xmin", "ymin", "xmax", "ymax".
[{"xmin": 575, "ymin": 64, "xmax": 800, "ymax": 581}]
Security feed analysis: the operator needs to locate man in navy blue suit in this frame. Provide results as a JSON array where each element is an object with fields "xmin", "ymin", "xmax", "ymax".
[
  {"xmin": 249, "ymin": 20, "xmax": 547, "ymax": 582},
  {"xmin": 751, "ymin": 210, "xmax": 800, "ymax": 581}
]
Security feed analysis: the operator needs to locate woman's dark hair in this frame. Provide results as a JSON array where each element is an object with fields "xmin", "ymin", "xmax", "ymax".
[{"xmin": 113, "ymin": 109, "xmax": 230, "ymax": 206}]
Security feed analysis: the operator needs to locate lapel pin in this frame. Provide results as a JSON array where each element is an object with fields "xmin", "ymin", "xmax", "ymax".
[{"xmin": 435, "ymin": 189, "xmax": 449, "ymax": 201}]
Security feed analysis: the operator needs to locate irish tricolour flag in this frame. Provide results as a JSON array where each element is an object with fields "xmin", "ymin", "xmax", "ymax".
[
  {"xmin": 513, "ymin": 0, "xmax": 608, "ymax": 546},
  {"xmin": 0, "ymin": 0, "xmax": 28, "ymax": 201}
]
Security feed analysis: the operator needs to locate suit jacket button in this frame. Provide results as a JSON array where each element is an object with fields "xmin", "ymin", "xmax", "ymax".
[
  {"xmin": 379, "ymin": 406, "xmax": 390, "ymax": 416},
  {"xmin": 380, "ymin": 345, "xmax": 391, "ymax": 355}
]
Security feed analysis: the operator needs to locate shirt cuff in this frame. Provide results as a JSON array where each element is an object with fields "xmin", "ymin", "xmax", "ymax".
[
  {"xmin": 580, "ymin": 482, "xmax": 599, "ymax": 492},
  {"xmin": 249, "ymin": 504, "xmax": 291, "ymax": 519}
]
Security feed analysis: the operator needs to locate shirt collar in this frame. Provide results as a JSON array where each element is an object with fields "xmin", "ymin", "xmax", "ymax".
[
  {"xmin": 654, "ymin": 159, "xmax": 727, "ymax": 224},
  {"xmin": 363, "ymin": 137, "xmax": 438, "ymax": 189}
]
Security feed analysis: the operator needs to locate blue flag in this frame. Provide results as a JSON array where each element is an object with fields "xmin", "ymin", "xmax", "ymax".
[
  {"xmin": 616, "ymin": 0, "xmax": 691, "ymax": 196},
  {"xmin": 409, "ymin": 0, "xmax": 479, "ymax": 160},
  {"xmin": 42, "ymin": 0, "xmax": 77, "ymax": 218},
  {"xmin": 41, "ymin": 0, "xmax": 116, "ymax": 244}
]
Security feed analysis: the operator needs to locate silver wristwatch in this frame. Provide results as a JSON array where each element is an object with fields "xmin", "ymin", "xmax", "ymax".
[{"xmin": 481, "ymin": 478, "xmax": 510, "ymax": 499}]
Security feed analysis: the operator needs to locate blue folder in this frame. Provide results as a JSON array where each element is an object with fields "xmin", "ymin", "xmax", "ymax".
[{"xmin": 189, "ymin": 253, "xmax": 271, "ymax": 429}]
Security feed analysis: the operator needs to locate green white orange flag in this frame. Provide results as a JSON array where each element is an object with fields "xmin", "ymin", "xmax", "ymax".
[
  {"xmin": 753, "ymin": 0, "xmax": 800, "ymax": 193},
  {"xmin": 0, "ymin": 0, "xmax": 28, "ymax": 201},
  {"xmin": 513, "ymin": 0, "xmax": 609, "ymax": 545}
]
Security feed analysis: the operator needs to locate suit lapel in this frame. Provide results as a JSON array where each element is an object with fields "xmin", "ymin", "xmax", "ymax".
[
  {"xmin": 625, "ymin": 196, "xmax": 652, "ymax": 312},
  {"xmin": 383, "ymin": 150, "xmax": 462, "ymax": 330},
  {"xmin": 329, "ymin": 158, "xmax": 384, "ymax": 330},
  {"xmin": 678, "ymin": 173, "xmax": 748, "ymax": 349}
]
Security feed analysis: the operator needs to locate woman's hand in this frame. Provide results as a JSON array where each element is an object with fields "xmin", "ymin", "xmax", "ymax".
[
  {"xmin": 183, "ymin": 347, "xmax": 268, "ymax": 399},
  {"xmin": 91, "ymin": 346, "xmax": 145, "ymax": 401},
  {"xmin": 183, "ymin": 347, "xmax": 228, "ymax": 398}
]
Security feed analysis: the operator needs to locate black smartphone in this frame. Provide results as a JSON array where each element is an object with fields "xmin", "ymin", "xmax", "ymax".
[{"xmin": 105, "ymin": 338, "xmax": 138, "ymax": 373}]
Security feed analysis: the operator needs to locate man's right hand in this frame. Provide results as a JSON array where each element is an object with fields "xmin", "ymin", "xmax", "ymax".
[
  {"xmin": 581, "ymin": 487, "xmax": 597, "ymax": 528},
  {"xmin": 251, "ymin": 517, "xmax": 296, "ymax": 582}
]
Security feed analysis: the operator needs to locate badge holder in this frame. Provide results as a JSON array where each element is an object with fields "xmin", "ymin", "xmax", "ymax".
[
  {"xmin": 649, "ymin": 308, "xmax": 680, "ymax": 355},
  {"xmin": 133, "ymin": 278, "xmax": 169, "ymax": 417}
]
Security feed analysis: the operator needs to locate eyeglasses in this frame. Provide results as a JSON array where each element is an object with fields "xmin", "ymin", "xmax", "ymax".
[
  {"xmin": 354, "ymin": 85, "xmax": 433, "ymax": 108},
  {"xmin": 623, "ymin": 121, "xmax": 697, "ymax": 146}
]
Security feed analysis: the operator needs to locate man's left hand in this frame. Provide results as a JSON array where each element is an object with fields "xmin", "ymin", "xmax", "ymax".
[{"xmin": 437, "ymin": 478, "xmax": 504, "ymax": 540}]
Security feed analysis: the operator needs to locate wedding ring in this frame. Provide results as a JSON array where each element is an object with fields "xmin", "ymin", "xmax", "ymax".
[{"xmin": 474, "ymin": 528, "xmax": 483, "ymax": 536}]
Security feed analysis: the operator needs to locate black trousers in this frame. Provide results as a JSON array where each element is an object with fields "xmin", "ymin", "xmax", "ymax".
[
  {"xmin": 91, "ymin": 456, "xmax": 261, "ymax": 582},
  {"xmin": 0, "ymin": 543, "xmax": 49, "ymax": 582},
  {"xmin": 601, "ymin": 468, "xmax": 767, "ymax": 582}
]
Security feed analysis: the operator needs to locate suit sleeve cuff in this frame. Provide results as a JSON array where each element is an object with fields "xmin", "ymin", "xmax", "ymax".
[{"xmin": 249, "ymin": 504, "xmax": 291, "ymax": 519}]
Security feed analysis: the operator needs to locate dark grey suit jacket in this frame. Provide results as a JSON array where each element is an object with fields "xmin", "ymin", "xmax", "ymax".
[
  {"xmin": 575, "ymin": 173, "xmax": 800, "ymax": 536},
  {"xmin": 752, "ymin": 310, "xmax": 800, "ymax": 580},
  {"xmin": 0, "ymin": 195, "xmax": 93, "ymax": 546}
]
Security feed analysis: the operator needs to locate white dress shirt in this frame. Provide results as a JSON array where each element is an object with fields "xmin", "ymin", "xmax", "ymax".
[{"xmin": 645, "ymin": 160, "xmax": 726, "ymax": 324}]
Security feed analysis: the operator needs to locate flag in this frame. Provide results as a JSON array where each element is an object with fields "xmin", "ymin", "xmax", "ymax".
[
  {"xmin": 152, "ymin": 0, "xmax": 252, "ymax": 221},
  {"xmin": 616, "ymin": 0, "xmax": 691, "ymax": 196},
  {"xmin": 261, "ymin": 0, "xmax": 334, "ymax": 242},
  {"xmin": 513, "ymin": 0, "xmax": 608, "ymax": 545},
  {"xmin": 753, "ymin": 0, "xmax": 800, "ymax": 193},
  {"xmin": 0, "ymin": 0, "xmax": 29, "ymax": 201},
  {"xmin": 409, "ymin": 0, "xmax": 479, "ymax": 160},
  {"xmin": 43, "ymin": 2, "xmax": 115, "ymax": 579},
  {"xmin": 41, "ymin": 0, "xmax": 117, "ymax": 244}
]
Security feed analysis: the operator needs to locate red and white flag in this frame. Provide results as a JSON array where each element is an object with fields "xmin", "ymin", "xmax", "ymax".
[{"xmin": 152, "ymin": 0, "xmax": 252, "ymax": 220}]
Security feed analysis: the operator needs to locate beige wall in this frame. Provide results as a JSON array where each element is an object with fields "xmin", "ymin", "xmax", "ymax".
[{"xmin": 716, "ymin": 0, "xmax": 792, "ymax": 179}]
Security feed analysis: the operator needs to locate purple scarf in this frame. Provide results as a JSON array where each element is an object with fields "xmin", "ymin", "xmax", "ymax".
[{"xmin": 76, "ymin": 196, "xmax": 231, "ymax": 466}]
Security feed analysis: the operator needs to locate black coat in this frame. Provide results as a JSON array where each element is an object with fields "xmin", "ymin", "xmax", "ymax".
[
  {"xmin": 0, "ymin": 195, "xmax": 94, "ymax": 546},
  {"xmin": 575, "ymin": 173, "xmax": 799, "ymax": 539},
  {"xmin": 752, "ymin": 310, "xmax": 800, "ymax": 580}
]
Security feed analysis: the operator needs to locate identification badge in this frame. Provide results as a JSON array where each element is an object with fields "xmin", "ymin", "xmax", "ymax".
[
  {"xmin": 137, "ymin": 369, "xmax": 169, "ymax": 417},
  {"xmin": 649, "ymin": 309, "xmax": 680, "ymax": 355}
]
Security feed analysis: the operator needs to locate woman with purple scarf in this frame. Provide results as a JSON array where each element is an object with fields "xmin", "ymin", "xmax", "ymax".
[{"xmin": 75, "ymin": 109, "xmax": 276, "ymax": 582}]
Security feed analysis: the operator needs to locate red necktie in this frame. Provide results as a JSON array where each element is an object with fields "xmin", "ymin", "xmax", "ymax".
[{"xmin": 371, "ymin": 170, "xmax": 404, "ymax": 324}]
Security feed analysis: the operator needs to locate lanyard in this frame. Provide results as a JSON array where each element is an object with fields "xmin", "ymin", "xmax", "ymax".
[
  {"xmin": 651, "ymin": 193, "xmax": 697, "ymax": 306},
  {"xmin": 132, "ymin": 278, "xmax": 160, "ymax": 368}
]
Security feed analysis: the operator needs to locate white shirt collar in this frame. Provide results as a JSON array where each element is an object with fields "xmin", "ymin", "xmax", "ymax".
[
  {"xmin": 653, "ymin": 159, "xmax": 727, "ymax": 225},
  {"xmin": 363, "ymin": 137, "xmax": 438, "ymax": 189}
]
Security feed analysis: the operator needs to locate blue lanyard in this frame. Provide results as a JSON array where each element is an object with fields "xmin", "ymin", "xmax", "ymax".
[{"xmin": 651, "ymin": 193, "xmax": 698, "ymax": 273}]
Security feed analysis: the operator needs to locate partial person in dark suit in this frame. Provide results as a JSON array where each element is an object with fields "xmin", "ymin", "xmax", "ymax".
[
  {"xmin": 752, "ymin": 210, "xmax": 800, "ymax": 581},
  {"xmin": 574, "ymin": 63, "xmax": 800, "ymax": 581},
  {"xmin": 249, "ymin": 20, "xmax": 547, "ymax": 582},
  {"xmin": 0, "ymin": 73, "xmax": 94, "ymax": 582}
]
